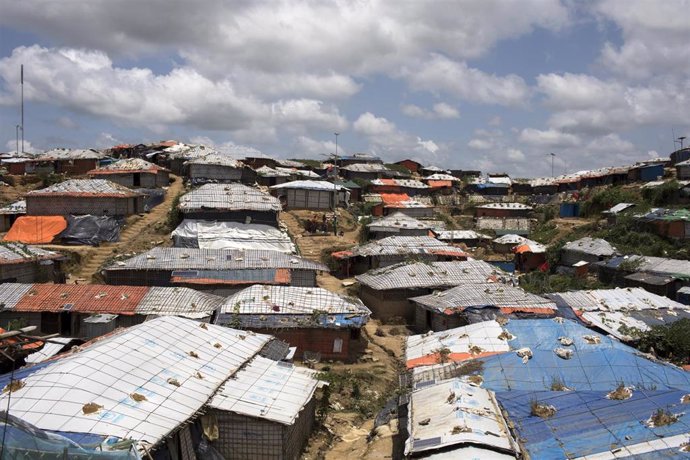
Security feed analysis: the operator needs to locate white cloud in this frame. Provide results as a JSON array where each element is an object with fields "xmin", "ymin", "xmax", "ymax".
[
  {"xmin": 353, "ymin": 112, "xmax": 444, "ymax": 161},
  {"xmin": 56, "ymin": 116, "xmax": 78, "ymax": 129},
  {"xmin": 4, "ymin": 138, "xmax": 38, "ymax": 154},
  {"xmin": 518, "ymin": 128, "xmax": 581, "ymax": 148},
  {"xmin": 293, "ymin": 136, "xmax": 344, "ymax": 158},
  {"xmin": 506, "ymin": 148, "xmax": 525, "ymax": 162},
  {"xmin": 402, "ymin": 54, "xmax": 530, "ymax": 106},
  {"xmin": 468, "ymin": 138, "xmax": 494, "ymax": 150},
  {"xmin": 488, "ymin": 116, "xmax": 502, "ymax": 126},
  {"xmin": 0, "ymin": 46, "xmax": 347, "ymax": 141},
  {"xmin": 188, "ymin": 136, "xmax": 264, "ymax": 158},
  {"xmin": 401, "ymin": 102, "xmax": 459, "ymax": 119},
  {"xmin": 594, "ymin": 0, "xmax": 690, "ymax": 80}
]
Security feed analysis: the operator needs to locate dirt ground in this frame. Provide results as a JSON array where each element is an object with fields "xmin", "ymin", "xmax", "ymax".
[
  {"xmin": 0, "ymin": 175, "xmax": 43, "ymax": 204},
  {"xmin": 279, "ymin": 209, "xmax": 410, "ymax": 459}
]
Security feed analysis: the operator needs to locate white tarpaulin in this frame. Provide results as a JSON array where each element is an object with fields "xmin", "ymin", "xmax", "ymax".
[{"xmin": 172, "ymin": 220, "xmax": 296, "ymax": 253}]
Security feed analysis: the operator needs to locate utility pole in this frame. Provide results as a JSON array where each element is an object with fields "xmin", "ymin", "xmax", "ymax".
[
  {"xmin": 548, "ymin": 152, "xmax": 556, "ymax": 177},
  {"xmin": 15, "ymin": 125, "xmax": 20, "ymax": 155},
  {"xmin": 20, "ymin": 64, "xmax": 24, "ymax": 153},
  {"xmin": 333, "ymin": 132, "xmax": 339, "ymax": 236}
]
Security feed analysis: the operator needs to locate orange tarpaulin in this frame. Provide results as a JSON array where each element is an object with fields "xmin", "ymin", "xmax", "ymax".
[
  {"xmin": 4, "ymin": 216, "xmax": 67, "ymax": 244},
  {"xmin": 380, "ymin": 193, "xmax": 410, "ymax": 205}
]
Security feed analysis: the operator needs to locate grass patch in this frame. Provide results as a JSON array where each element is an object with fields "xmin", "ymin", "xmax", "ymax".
[{"xmin": 519, "ymin": 271, "xmax": 608, "ymax": 295}]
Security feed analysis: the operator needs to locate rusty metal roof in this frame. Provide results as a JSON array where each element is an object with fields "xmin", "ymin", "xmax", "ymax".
[
  {"xmin": 179, "ymin": 183, "xmax": 282, "ymax": 212},
  {"xmin": 13, "ymin": 284, "xmax": 149, "ymax": 314}
]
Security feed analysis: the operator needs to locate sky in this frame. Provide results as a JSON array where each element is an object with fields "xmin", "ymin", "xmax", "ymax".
[{"xmin": 0, "ymin": 0, "xmax": 688, "ymax": 177}]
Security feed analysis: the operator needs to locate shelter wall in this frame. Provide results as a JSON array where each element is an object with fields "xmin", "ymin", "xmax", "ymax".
[
  {"xmin": 104, "ymin": 269, "xmax": 172, "ymax": 286},
  {"xmin": 255, "ymin": 327, "xmax": 353, "ymax": 361},
  {"xmin": 384, "ymin": 207, "xmax": 434, "ymax": 218},
  {"xmin": 90, "ymin": 172, "xmax": 158, "ymax": 188},
  {"xmin": 187, "ymin": 164, "xmax": 243, "ymax": 182},
  {"xmin": 359, "ymin": 285, "xmax": 426, "ymax": 323},
  {"xmin": 414, "ymin": 305, "xmax": 467, "ymax": 332},
  {"xmin": 211, "ymin": 411, "xmax": 285, "ymax": 459},
  {"xmin": 180, "ymin": 210, "xmax": 279, "ymax": 227},
  {"xmin": 561, "ymin": 250, "xmax": 606, "ymax": 266},
  {"xmin": 370, "ymin": 228, "xmax": 429, "ymax": 240},
  {"xmin": 0, "ymin": 262, "xmax": 54, "ymax": 283},
  {"xmin": 284, "ymin": 189, "xmax": 333, "ymax": 210},
  {"xmin": 27, "ymin": 196, "xmax": 143, "ymax": 217},
  {"xmin": 56, "ymin": 159, "xmax": 98, "ymax": 175}
]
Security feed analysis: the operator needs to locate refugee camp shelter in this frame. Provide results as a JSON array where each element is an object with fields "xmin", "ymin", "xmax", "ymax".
[
  {"xmin": 513, "ymin": 239, "xmax": 547, "ymax": 272},
  {"xmin": 0, "ymin": 200, "xmax": 25, "ymax": 232},
  {"xmin": 0, "ymin": 316, "xmax": 321, "ymax": 459},
  {"xmin": 405, "ymin": 378, "xmax": 519, "ymax": 459},
  {"xmin": 369, "ymin": 178, "xmax": 430, "ymax": 196},
  {"xmin": 332, "ymin": 236, "xmax": 468, "ymax": 276},
  {"xmin": 33, "ymin": 148, "xmax": 106, "ymax": 175},
  {"xmin": 184, "ymin": 152, "xmax": 252, "ymax": 183},
  {"xmin": 676, "ymin": 159, "xmax": 690, "ymax": 180},
  {"xmin": 548, "ymin": 287, "xmax": 690, "ymax": 341},
  {"xmin": 25, "ymin": 179, "xmax": 145, "ymax": 217},
  {"xmin": 356, "ymin": 260, "xmax": 508, "ymax": 322},
  {"xmin": 412, "ymin": 284, "xmax": 556, "ymax": 331},
  {"xmin": 178, "ymin": 183, "xmax": 282, "ymax": 226},
  {"xmin": 560, "ymin": 237, "xmax": 617, "ymax": 266},
  {"xmin": 340, "ymin": 163, "xmax": 392, "ymax": 181},
  {"xmin": 270, "ymin": 180, "xmax": 349, "ymax": 210},
  {"xmin": 104, "ymin": 247, "xmax": 327, "ymax": 295},
  {"xmin": 376, "ymin": 193, "xmax": 434, "ymax": 218},
  {"xmin": 255, "ymin": 165, "xmax": 292, "ymax": 186},
  {"xmin": 172, "ymin": 220, "xmax": 295, "ymax": 253},
  {"xmin": 637, "ymin": 208, "xmax": 690, "ymax": 240},
  {"xmin": 492, "ymin": 234, "xmax": 527, "ymax": 253},
  {"xmin": 597, "ymin": 255, "xmax": 690, "ymax": 298},
  {"xmin": 405, "ymin": 318, "xmax": 690, "ymax": 459},
  {"xmin": 3, "ymin": 216, "xmax": 68, "ymax": 244},
  {"xmin": 0, "ymin": 283, "xmax": 223, "ymax": 336},
  {"xmin": 216, "ymin": 285, "xmax": 371, "ymax": 361},
  {"xmin": 475, "ymin": 202, "xmax": 532, "ymax": 218},
  {"xmin": 435, "ymin": 230, "xmax": 492, "ymax": 247},
  {"xmin": 477, "ymin": 217, "xmax": 533, "ymax": 236},
  {"xmin": 0, "ymin": 243, "xmax": 64, "ymax": 283},
  {"xmin": 87, "ymin": 158, "xmax": 170, "ymax": 188},
  {"xmin": 366, "ymin": 212, "xmax": 433, "ymax": 239}
]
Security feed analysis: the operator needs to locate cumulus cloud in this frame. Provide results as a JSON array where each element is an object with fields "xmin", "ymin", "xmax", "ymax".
[
  {"xmin": 353, "ymin": 112, "xmax": 444, "ymax": 161},
  {"xmin": 467, "ymin": 138, "xmax": 494, "ymax": 150},
  {"xmin": 518, "ymin": 128, "xmax": 581, "ymax": 148},
  {"xmin": 402, "ymin": 102, "xmax": 459, "ymax": 119},
  {"xmin": 4, "ymin": 138, "xmax": 39, "ymax": 154},
  {"xmin": 402, "ymin": 54, "xmax": 530, "ymax": 106},
  {"xmin": 188, "ymin": 136, "xmax": 264, "ymax": 158},
  {"xmin": 293, "ymin": 136, "xmax": 344, "ymax": 158},
  {"xmin": 0, "ymin": 46, "xmax": 347, "ymax": 141}
]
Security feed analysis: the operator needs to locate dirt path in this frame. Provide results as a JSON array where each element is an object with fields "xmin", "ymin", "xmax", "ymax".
[
  {"xmin": 280, "ymin": 209, "xmax": 360, "ymax": 262},
  {"xmin": 67, "ymin": 176, "xmax": 184, "ymax": 283}
]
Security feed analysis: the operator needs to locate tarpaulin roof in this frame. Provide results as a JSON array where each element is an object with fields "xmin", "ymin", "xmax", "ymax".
[
  {"xmin": 61, "ymin": 215, "xmax": 122, "ymax": 246},
  {"xmin": 208, "ymin": 356, "xmax": 320, "ymax": 425},
  {"xmin": 0, "ymin": 242, "xmax": 62, "ymax": 264},
  {"xmin": 179, "ymin": 183, "xmax": 282, "ymax": 212},
  {"xmin": 476, "ymin": 319, "xmax": 690, "ymax": 392},
  {"xmin": 270, "ymin": 180, "xmax": 347, "ymax": 191},
  {"xmin": 367, "ymin": 212, "xmax": 432, "ymax": 231},
  {"xmin": 476, "ymin": 202, "xmax": 532, "ymax": 210},
  {"xmin": 562, "ymin": 237, "xmax": 617, "ymax": 257},
  {"xmin": 426, "ymin": 180, "xmax": 452, "ymax": 188},
  {"xmin": 3, "ymin": 216, "xmax": 67, "ymax": 244},
  {"xmin": 498, "ymin": 389, "xmax": 690, "ymax": 459},
  {"xmin": 27, "ymin": 179, "xmax": 143, "ymax": 198},
  {"xmin": 88, "ymin": 158, "xmax": 167, "ymax": 174},
  {"xmin": 412, "ymin": 284, "xmax": 556, "ymax": 317},
  {"xmin": 342, "ymin": 236, "xmax": 468, "ymax": 258},
  {"xmin": 0, "ymin": 316, "xmax": 273, "ymax": 451},
  {"xmin": 171, "ymin": 268, "xmax": 291, "ymax": 286},
  {"xmin": 405, "ymin": 378, "xmax": 519, "ymax": 457},
  {"xmin": 356, "ymin": 260, "xmax": 508, "ymax": 291},
  {"xmin": 405, "ymin": 320, "xmax": 511, "ymax": 369},
  {"xmin": 216, "ymin": 285, "xmax": 370, "ymax": 329},
  {"xmin": 513, "ymin": 240, "xmax": 546, "ymax": 254},
  {"xmin": 172, "ymin": 219, "xmax": 295, "ymax": 253}
]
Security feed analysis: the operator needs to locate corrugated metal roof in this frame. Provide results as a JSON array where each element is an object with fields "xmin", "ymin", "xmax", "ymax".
[
  {"xmin": 405, "ymin": 378, "xmax": 518, "ymax": 456},
  {"xmin": 476, "ymin": 202, "xmax": 532, "ymax": 210},
  {"xmin": 137, "ymin": 287, "xmax": 222, "ymax": 318},
  {"xmin": 208, "ymin": 356, "xmax": 320, "ymax": 425},
  {"xmin": 0, "ymin": 243, "xmax": 62, "ymax": 264},
  {"xmin": 412, "ymin": 284, "xmax": 556, "ymax": 315},
  {"xmin": 0, "ymin": 316, "xmax": 272, "ymax": 449},
  {"xmin": 424, "ymin": 173, "xmax": 460, "ymax": 181},
  {"xmin": 270, "ymin": 180, "xmax": 346, "ymax": 191},
  {"xmin": 89, "ymin": 158, "xmax": 167, "ymax": 174},
  {"xmin": 27, "ymin": 179, "xmax": 142, "ymax": 198},
  {"xmin": 275, "ymin": 159, "xmax": 306, "ymax": 168},
  {"xmin": 356, "ymin": 260, "xmax": 506, "ymax": 291},
  {"xmin": 179, "ymin": 183, "xmax": 282, "ymax": 212},
  {"xmin": 217, "ymin": 285, "xmax": 370, "ymax": 329},
  {"xmin": 605, "ymin": 202, "xmax": 636, "ymax": 214},
  {"xmin": 274, "ymin": 167, "xmax": 320, "ymax": 178},
  {"xmin": 562, "ymin": 237, "xmax": 616, "ymax": 257},
  {"xmin": 106, "ymin": 247, "xmax": 327, "ymax": 272},
  {"xmin": 0, "ymin": 200, "xmax": 26, "ymax": 215},
  {"xmin": 0, "ymin": 283, "xmax": 33, "ymax": 311},
  {"xmin": 13, "ymin": 284, "xmax": 149, "ymax": 314},
  {"xmin": 614, "ymin": 256, "xmax": 690, "ymax": 278},
  {"xmin": 405, "ymin": 320, "xmax": 511, "ymax": 369},
  {"xmin": 547, "ymin": 287, "xmax": 689, "ymax": 341},
  {"xmin": 367, "ymin": 212, "xmax": 431, "ymax": 231},
  {"xmin": 345, "ymin": 236, "xmax": 468, "ymax": 258},
  {"xmin": 493, "ymin": 234, "xmax": 527, "ymax": 245}
]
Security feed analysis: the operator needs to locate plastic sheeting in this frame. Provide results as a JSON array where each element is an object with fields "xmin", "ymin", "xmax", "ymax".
[
  {"xmin": 477, "ymin": 319, "xmax": 690, "ymax": 392},
  {"xmin": 497, "ymin": 389, "xmax": 690, "ymax": 459},
  {"xmin": 135, "ymin": 187, "xmax": 165, "ymax": 210},
  {"xmin": 172, "ymin": 219, "xmax": 295, "ymax": 253},
  {"xmin": 0, "ymin": 411, "xmax": 141, "ymax": 459},
  {"xmin": 3, "ymin": 216, "xmax": 67, "ymax": 244},
  {"xmin": 61, "ymin": 215, "xmax": 122, "ymax": 246}
]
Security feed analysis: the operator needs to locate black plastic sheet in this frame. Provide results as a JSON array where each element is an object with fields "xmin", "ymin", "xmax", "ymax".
[{"xmin": 60, "ymin": 215, "xmax": 123, "ymax": 246}]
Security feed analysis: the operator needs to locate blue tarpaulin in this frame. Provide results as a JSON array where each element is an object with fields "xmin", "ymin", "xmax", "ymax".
[{"xmin": 497, "ymin": 389, "xmax": 690, "ymax": 459}]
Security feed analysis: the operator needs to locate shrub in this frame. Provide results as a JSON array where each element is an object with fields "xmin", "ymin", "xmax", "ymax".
[
  {"xmin": 639, "ymin": 318, "xmax": 690, "ymax": 364},
  {"xmin": 580, "ymin": 186, "xmax": 642, "ymax": 217}
]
